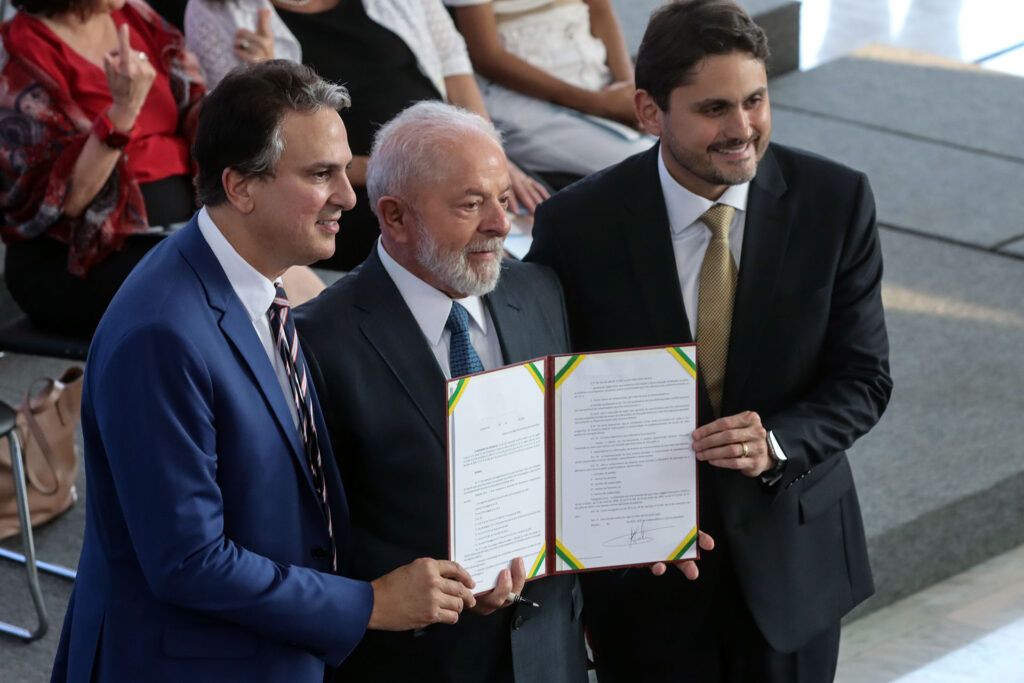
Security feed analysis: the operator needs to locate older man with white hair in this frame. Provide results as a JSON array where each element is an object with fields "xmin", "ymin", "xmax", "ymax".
[{"xmin": 294, "ymin": 101, "xmax": 588, "ymax": 682}]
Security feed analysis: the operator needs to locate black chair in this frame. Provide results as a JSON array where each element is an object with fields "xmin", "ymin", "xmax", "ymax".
[{"xmin": 0, "ymin": 315, "xmax": 87, "ymax": 641}]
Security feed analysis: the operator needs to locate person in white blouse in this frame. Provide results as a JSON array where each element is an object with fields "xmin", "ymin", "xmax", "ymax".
[
  {"xmin": 185, "ymin": 0, "xmax": 300, "ymax": 88},
  {"xmin": 447, "ymin": 0, "xmax": 656, "ymax": 181}
]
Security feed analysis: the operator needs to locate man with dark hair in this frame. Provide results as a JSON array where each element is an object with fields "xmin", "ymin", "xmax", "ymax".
[
  {"xmin": 294, "ymin": 101, "xmax": 592, "ymax": 682},
  {"xmin": 51, "ymin": 61, "xmax": 477, "ymax": 683},
  {"xmin": 527, "ymin": 1, "xmax": 892, "ymax": 680}
]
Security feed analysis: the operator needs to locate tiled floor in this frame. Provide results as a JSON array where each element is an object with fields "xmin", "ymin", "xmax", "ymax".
[{"xmin": 837, "ymin": 543, "xmax": 1024, "ymax": 682}]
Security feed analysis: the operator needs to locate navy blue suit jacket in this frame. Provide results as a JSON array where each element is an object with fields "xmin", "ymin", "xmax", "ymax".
[{"xmin": 51, "ymin": 217, "xmax": 373, "ymax": 682}]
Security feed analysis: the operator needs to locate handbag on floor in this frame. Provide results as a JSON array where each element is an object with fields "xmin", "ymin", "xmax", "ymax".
[{"xmin": 0, "ymin": 367, "xmax": 83, "ymax": 540}]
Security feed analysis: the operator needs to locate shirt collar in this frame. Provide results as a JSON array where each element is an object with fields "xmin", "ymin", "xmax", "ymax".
[
  {"xmin": 197, "ymin": 206, "xmax": 280, "ymax": 322},
  {"xmin": 657, "ymin": 149, "xmax": 750, "ymax": 236},
  {"xmin": 376, "ymin": 239, "xmax": 488, "ymax": 346}
]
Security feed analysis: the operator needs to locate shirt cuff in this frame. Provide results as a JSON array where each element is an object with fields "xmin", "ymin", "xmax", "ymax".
[{"xmin": 760, "ymin": 430, "xmax": 788, "ymax": 486}]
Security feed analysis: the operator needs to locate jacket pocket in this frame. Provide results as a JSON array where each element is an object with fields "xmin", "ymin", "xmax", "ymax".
[{"xmin": 798, "ymin": 456, "xmax": 854, "ymax": 523}]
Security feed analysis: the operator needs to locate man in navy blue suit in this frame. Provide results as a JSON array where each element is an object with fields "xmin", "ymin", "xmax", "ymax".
[{"xmin": 51, "ymin": 60, "xmax": 477, "ymax": 683}]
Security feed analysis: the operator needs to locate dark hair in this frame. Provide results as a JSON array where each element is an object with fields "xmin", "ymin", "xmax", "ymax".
[
  {"xmin": 12, "ymin": 0, "xmax": 94, "ymax": 18},
  {"xmin": 193, "ymin": 60, "xmax": 350, "ymax": 207},
  {"xmin": 635, "ymin": 0, "xmax": 770, "ymax": 110}
]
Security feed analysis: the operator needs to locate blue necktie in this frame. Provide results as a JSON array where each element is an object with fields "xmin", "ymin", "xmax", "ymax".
[{"xmin": 446, "ymin": 302, "xmax": 484, "ymax": 378}]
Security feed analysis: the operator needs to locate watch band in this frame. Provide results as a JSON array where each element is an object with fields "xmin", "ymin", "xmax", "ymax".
[{"xmin": 92, "ymin": 112, "xmax": 132, "ymax": 149}]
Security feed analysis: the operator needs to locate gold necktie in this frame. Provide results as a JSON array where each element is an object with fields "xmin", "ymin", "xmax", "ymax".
[{"xmin": 696, "ymin": 203, "xmax": 737, "ymax": 417}]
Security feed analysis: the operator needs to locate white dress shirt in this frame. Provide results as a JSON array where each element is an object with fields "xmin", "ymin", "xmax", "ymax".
[
  {"xmin": 377, "ymin": 240, "xmax": 503, "ymax": 378},
  {"xmin": 657, "ymin": 152, "xmax": 787, "ymax": 474},
  {"xmin": 197, "ymin": 208, "xmax": 298, "ymax": 427},
  {"xmin": 658, "ymin": 150, "xmax": 749, "ymax": 341}
]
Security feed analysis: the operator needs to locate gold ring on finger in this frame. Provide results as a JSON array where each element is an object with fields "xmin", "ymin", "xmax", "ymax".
[{"xmin": 741, "ymin": 442, "xmax": 749, "ymax": 457}]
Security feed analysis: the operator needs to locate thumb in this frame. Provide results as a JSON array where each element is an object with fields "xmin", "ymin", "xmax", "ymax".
[{"xmin": 257, "ymin": 8, "xmax": 273, "ymax": 37}]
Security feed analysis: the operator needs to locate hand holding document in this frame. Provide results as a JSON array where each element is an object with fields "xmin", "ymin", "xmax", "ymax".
[
  {"xmin": 367, "ymin": 558, "xmax": 477, "ymax": 631},
  {"xmin": 447, "ymin": 346, "xmax": 700, "ymax": 591}
]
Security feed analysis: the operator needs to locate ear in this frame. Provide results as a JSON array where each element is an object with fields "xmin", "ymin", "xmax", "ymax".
[
  {"xmin": 221, "ymin": 167, "xmax": 256, "ymax": 214},
  {"xmin": 376, "ymin": 195, "xmax": 414, "ymax": 245},
  {"xmin": 635, "ymin": 89, "xmax": 664, "ymax": 137}
]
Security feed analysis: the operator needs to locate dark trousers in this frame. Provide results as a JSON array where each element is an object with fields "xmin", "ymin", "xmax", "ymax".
[
  {"xmin": 5, "ymin": 233, "xmax": 163, "ymax": 336},
  {"xmin": 3, "ymin": 174, "xmax": 194, "ymax": 336},
  {"xmin": 587, "ymin": 547, "xmax": 841, "ymax": 683}
]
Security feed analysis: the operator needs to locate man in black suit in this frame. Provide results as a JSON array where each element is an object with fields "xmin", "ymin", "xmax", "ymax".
[
  {"xmin": 295, "ymin": 101, "xmax": 588, "ymax": 682},
  {"xmin": 527, "ymin": 1, "xmax": 893, "ymax": 681}
]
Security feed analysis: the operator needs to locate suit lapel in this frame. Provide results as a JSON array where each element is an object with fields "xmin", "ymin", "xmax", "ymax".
[
  {"xmin": 485, "ymin": 266, "xmax": 532, "ymax": 364},
  {"xmin": 176, "ymin": 220, "xmax": 317, "ymax": 496},
  {"xmin": 355, "ymin": 251, "xmax": 448, "ymax": 446},
  {"xmin": 622, "ymin": 145, "xmax": 693, "ymax": 346},
  {"xmin": 723, "ymin": 146, "xmax": 791, "ymax": 414}
]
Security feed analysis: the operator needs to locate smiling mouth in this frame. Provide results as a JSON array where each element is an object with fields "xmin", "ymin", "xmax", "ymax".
[
  {"xmin": 315, "ymin": 217, "xmax": 341, "ymax": 234},
  {"xmin": 709, "ymin": 137, "xmax": 758, "ymax": 156}
]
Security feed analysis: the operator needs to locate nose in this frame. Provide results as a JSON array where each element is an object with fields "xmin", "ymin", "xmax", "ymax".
[
  {"xmin": 481, "ymin": 197, "xmax": 511, "ymax": 238},
  {"xmin": 724, "ymin": 108, "xmax": 753, "ymax": 141},
  {"xmin": 331, "ymin": 169, "xmax": 358, "ymax": 212}
]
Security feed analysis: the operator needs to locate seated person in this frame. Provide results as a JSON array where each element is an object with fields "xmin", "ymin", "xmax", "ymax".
[
  {"xmin": 185, "ymin": 0, "xmax": 299, "ymax": 89},
  {"xmin": 0, "ymin": 0, "xmax": 202, "ymax": 335},
  {"xmin": 446, "ymin": 0, "xmax": 656, "ymax": 182},
  {"xmin": 0, "ymin": 0, "xmax": 321, "ymax": 335},
  {"xmin": 183, "ymin": 0, "xmax": 548, "ymax": 271}
]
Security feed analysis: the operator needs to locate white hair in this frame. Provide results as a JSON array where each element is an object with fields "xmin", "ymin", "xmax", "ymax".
[{"xmin": 366, "ymin": 101, "xmax": 503, "ymax": 216}]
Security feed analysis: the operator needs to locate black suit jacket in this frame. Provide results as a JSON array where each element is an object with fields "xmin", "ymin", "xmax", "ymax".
[
  {"xmin": 526, "ymin": 143, "xmax": 892, "ymax": 657},
  {"xmin": 295, "ymin": 250, "xmax": 587, "ymax": 683}
]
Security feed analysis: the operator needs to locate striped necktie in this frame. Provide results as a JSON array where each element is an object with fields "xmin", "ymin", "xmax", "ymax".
[
  {"xmin": 696, "ymin": 203, "xmax": 737, "ymax": 417},
  {"xmin": 268, "ymin": 285, "xmax": 337, "ymax": 572},
  {"xmin": 446, "ymin": 302, "xmax": 484, "ymax": 378}
]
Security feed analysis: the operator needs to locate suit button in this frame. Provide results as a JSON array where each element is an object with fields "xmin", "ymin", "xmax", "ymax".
[
  {"xmin": 311, "ymin": 546, "xmax": 328, "ymax": 559},
  {"xmin": 512, "ymin": 615, "xmax": 526, "ymax": 630}
]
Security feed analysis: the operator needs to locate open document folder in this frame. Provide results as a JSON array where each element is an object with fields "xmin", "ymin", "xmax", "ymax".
[{"xmin": 446, "ymin": 345, "xmax": 700, "ymax": 592}]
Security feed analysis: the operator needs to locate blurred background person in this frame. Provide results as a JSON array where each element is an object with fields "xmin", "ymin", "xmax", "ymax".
[
  {"xmin": 447, "ymin": 0, "xmax": 655, "ymax": 186},
  {"xmin": 0, "ymin": 0, "xmax": 203, "ymax": 334},
  {"xmin": 183, "ymin": 0, "xmax": 548, "ymax": 271},
  {"xmin": 0, "ymin": 0, "xmax": 322, "ymax": 335},
  {"xmin": 184, "ymin": 0, "xmax": 298, "ymax": 89}
]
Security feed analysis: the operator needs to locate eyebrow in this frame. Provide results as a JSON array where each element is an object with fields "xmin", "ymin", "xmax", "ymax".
[
  {"xmin": 693, "ymin": 87, "xmax": 768, "ymax": 108},
  {"xmin": 302, "ymin": 161, "xmax": 346, "ymax": 172},
  {"xmin": 459, "ymin": 184, "xmax": 513, "ymax": 198}
]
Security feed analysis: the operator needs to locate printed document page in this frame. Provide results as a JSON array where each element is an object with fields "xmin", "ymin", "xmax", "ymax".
[
  {"xmin": 553, "ymin": 347, "xmax": 698, "ymax": 571},
  {"xmin": 447, "ymin": 362, "xmax": 548, "ymax": 591}
]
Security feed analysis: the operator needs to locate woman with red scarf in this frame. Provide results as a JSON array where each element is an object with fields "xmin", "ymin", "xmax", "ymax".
[{"xmin": 0, "ymin": 0, "xmax": 205, "ymax": 334}]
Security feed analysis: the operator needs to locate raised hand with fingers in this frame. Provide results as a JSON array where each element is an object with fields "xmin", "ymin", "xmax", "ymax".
[
  {"xmin": 103, "ymin": 23, "xmax": 156, "ymax": 133},
  {"xmin": 234, "ymin": 8, "xmax": 275, "ymax": 64},
  {"xmin": 368, "ymin": 558, "xmax": 477, "ymax": 631},
  {"xmin": 471, "ymin": 556, "xmax": 526, "ymax": 616}
]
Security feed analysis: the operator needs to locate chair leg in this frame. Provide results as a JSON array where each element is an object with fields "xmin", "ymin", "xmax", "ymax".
[{"xmin": 0, "ymin": 431, "xmax": 51, "ymax": 641}]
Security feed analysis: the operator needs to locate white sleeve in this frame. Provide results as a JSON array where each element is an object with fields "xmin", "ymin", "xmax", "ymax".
[
  {"xmin": 184, "ymin": 0, "xmax": 245, "ymax": 89},
  {"xmin": 423, "ymin": 0, "xmax": 473, "ymax": 77}
]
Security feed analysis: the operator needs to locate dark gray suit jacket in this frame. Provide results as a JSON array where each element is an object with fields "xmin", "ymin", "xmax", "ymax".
[
  {"xmin": 527, "ymin": 143, "xmax": 892, "ymax": 662},
  {"xmin": 295, "ymin": 250, "xmax": 587, "ymax": 683}
]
